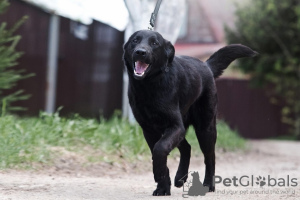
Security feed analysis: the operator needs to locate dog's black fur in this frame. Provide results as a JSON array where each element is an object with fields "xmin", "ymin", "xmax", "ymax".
[{"xmin": 123, "ymin": 30, "xmax": 257, "ymax": 196}]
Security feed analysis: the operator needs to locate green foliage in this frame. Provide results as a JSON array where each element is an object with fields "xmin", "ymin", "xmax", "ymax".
[
  {"xmin": 186, "ymin": 121, "xmax": 246, "ymax": 153},
  {"xmin": 0, "ymin": 0, "xmax": 31, "ymax": 113},
  {"xmin": 0, "ymin": 111, "xmax": 246, "ymax": 169},
  {"xmin": 226, "ymin": 0, "xmax": 300, "ymax": 137}
]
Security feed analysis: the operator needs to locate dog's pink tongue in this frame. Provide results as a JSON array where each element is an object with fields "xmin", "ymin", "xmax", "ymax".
[{"xmin": 135, "ymin": 61, "xmax": 148, "ymax": 74}]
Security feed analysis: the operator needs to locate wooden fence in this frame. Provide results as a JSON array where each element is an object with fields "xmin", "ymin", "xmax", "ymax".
[
  {"xmin": 1, "ymin": 0, "xmax": 124, "ymax": 118},
  {"xmin": 216, "ymin": 78, "xmax": 290, "ymax": 138}
]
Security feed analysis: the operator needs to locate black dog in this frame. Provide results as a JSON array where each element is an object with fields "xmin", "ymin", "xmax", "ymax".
[{"xmin": 123, "ymin": 30, "xmax": 257, "ymax": 196}]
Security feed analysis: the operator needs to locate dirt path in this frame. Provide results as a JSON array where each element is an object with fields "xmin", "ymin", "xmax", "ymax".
[{"xmin": 0, "ymin": 140, "xmax": 299, "ymax": 200}]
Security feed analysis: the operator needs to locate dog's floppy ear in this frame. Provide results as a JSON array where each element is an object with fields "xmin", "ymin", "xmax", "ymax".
[
  {"xmin": 165, "ymin": 41, "xmax": 175, "ymax": 64},
  {"xmin": 122, "ymin": 42, "xmax": 128, "ymax": 62},
  {"xmin": 123, "ymin": 31, "xmax": 138, "ymax": 52},
  {"xmin": 122, "ymin": 40, "xmax": 132, "ymax": 71}
]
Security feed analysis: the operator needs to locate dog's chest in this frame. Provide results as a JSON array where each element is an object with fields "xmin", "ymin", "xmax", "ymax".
[{"xmin": 129, "ymin": 91, "xmax": 172, "ymax": 129}]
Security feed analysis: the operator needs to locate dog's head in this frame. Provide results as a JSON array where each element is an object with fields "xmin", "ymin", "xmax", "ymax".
[{"xmin": 123, "ymin": 30, "xmax": 175, "ymax": 80}]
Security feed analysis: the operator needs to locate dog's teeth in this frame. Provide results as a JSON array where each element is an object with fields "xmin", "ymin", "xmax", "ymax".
[{"xmin": 134, "ymin": 70, "xmax": 144, "ymax": 77}]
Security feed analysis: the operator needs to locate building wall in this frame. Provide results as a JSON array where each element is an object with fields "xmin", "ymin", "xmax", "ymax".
[{"xmin": 1, "ymin": 0, "xmax": 124, "ymax": 118}]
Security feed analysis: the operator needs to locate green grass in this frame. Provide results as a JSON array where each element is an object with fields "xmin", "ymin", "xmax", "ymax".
[
  {"xmin": 269, "ymin": 135, "xmax": 298, "ymax": 141},
  {"xmin": 0, "ymin": 111, "xmax": 246, "ymax": 169},
  {"xmin": 186, "ymin": 121, "xmax": 246, "ymax": 154}
]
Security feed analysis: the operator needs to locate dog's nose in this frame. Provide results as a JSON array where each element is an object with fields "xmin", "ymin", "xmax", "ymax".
[{"xmin": 135, "ymin": 49, "xmax": 147, "ymax": 57}]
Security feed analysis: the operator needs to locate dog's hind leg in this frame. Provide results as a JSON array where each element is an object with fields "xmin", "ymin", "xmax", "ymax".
[
  {"xmin": 174, "ymin": 138, "xmax": 191, "ymax": 188},
  {"xmin": 195, "ymin": 117, "xmax": 217, "ymax": 192},
  {"xmin": 192, "ymin": 90, "xmax": 217, "ymax": 192}
]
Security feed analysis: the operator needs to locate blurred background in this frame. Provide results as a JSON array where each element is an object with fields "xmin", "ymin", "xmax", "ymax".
[{"xmin": 0, "ymin": 0, "xmax": 299, "ymax": 139}]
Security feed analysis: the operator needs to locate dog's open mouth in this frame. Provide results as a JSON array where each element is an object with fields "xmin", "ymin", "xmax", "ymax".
[{"xmin": 134, "ymin": 61, "xmax": 150, "ymax": 77}]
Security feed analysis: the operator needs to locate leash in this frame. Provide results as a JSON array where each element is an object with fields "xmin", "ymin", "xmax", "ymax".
[
  {"xmin": 148, "ymin": 0, "xmax": 163, "ymax": 30},
  {"xmin": 148, "ymin": 0, "xmax": 169, "ymax": 73}
]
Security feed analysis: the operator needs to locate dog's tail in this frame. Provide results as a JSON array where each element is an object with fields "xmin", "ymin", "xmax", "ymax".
[{"xmin": 206, "ymin": 44, "xmax": 258, "ymax": 78}]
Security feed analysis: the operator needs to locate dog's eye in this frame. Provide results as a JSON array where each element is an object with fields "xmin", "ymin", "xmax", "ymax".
[
  {"xmin": 152, "ymin": 41, "xmax": 158, "ymax": 46},
  {"xmin": 132, "ymin": 39, "xmax": 138, "ymax": 43}
]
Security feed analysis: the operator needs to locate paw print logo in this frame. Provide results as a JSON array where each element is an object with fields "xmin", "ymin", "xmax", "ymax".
[{"xmin": 256, "ymin": 176, "xmax": 266, "ymax": 187}]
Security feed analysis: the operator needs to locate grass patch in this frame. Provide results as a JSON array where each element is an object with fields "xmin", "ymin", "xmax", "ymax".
[
  {"xmin": 185, "ymin": 121, "xmax": 246, "ymax": 156},
  {"xmin": 0, "ymin": 111, "xmax": 246, "ymax": 169},
  {"xmin": 269, "ymin": 135, "xmax": 298, "ymax": 141}
]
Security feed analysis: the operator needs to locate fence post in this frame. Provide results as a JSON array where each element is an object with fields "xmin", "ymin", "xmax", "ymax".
[{"xmin": 45, "ymin": 14, "xmax": 60, "ymax": 113}]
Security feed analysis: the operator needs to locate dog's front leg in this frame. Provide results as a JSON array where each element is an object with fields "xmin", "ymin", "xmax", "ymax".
[{"xmin": 152, "ymin": 125, "xmax": 185, "ymax": 196}]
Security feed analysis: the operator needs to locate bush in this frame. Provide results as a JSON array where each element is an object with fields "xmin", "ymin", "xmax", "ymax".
[
  {"xmin": 0, "ymin": 0, "xmax": 31, "ymax": 114},
  {"xmin": 226, "ymin": 0, "xmax": 300, "ymax": 137}
]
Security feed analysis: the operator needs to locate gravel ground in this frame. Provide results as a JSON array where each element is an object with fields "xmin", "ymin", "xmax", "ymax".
[{"xmin": 0, "ymin": 140, "xmax": 299, "ymax": 200}]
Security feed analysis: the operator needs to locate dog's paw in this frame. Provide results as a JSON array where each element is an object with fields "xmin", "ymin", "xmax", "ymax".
[
  {"xmin": 153, "ymin": 188, "xmax": 171, "ymax": 196},
  {"xmin": 174, "ymin": 179, "xmax": 184, "ymax": 188},
  {"xmin": 203, "ymin": 183, "xmax": 215, "ymax": 192},
  {"xmin": 152, "ymin": 177, "xmax": 171, "ymax": 196},
  {"xmin": 174, "ymin": 174, "xmax": 187, "ymax": 188}
]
